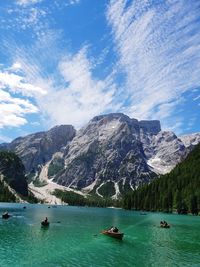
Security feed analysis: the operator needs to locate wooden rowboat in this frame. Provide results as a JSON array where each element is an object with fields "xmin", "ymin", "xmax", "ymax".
[
  {"xmin": 2, "ymin": 213, "xmax": 11, "ymax": 219},
  {"xmin": 41, "ymin": 221, "xmax": 49, "ymax": 227},
  {"xmin": 160, "ymin": 224, "xmax": 170, "ymax": 228},
  {"xmin": 102, "ymin": 230, "xmax": 124, "ymax": 240}
]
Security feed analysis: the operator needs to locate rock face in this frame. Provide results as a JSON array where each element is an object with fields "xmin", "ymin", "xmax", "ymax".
[
  {"xmin": 54, "ymin": 114, "xmax": 160, "ymax": 196},
  {"xmin": 1, "ymin": 125, "xmax": 76, "ymax": 174},
  {"xmin": 179, "ymin": 133, "xmax": 200, "ymax": 150},
  {"xmin": 144, "ymin": 131, "xmax": 187, "ymax": 174},
  {"xmin": 53, "ymin": 114, "xmax": 200, "ymax": 197},
  {"xmin": 1, "ymin": 113, "xmax": 200, "ymax": 198}
]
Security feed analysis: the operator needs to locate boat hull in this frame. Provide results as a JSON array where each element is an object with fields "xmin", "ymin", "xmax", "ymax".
[
  {"xmin": 102, "ymin": 230, "xmax": 124, "ymax": 240},
  {"xmin": 2, "ymin": 214, "xmax": 10, "ymax": 219},
  {"xmin": 160, "ymin": 225, "xmax": 170, "ymax": 228},
  {"xmin": 41, "ymin": 221, "xmax": 49, "ymax": 227}
]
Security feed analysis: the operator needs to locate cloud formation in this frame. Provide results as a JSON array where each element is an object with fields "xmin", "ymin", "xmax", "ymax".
[
  {"xmin": 1, "ymin": 0, "xmax": 200, "ymax": 137},
  {"xmin": 37, "ymin": 47, "xmax": 117, "ymax": 127},
  {"xmin": 0, "ymin": 64, "xmax": 45, "ymax": 128},
  {"xmin": 107, "ymin": 0, "xmax": 200, "ymax": 126},
  {"xmin": 1, "ymin": 38, "xmax": 118, "ymax": 129},
  {"xmin": 16, "ymin": 0, "xmax": 43, "ymax": 6}
]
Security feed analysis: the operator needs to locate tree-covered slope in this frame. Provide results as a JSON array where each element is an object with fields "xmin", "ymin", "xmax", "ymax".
[
  {"xmin": 123, "ymin": 143, "xmax": 200, "ymax": 214},
  {"xmin": 0, "ymin": 151, "xmax": 28, "ymax": 196},
  {"xmin": 0, "ymin": 179, "xmax": 16, "ymax": 202}
]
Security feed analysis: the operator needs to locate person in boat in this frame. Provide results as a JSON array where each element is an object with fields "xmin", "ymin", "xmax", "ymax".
[
  {"xmin": 2, "ymin": 211, "xmax": 10, "ymax": 219},
  {"xmin": 109, "ymin": 226, "xmax": 119, "ymax": 233},
  {"xmin": 41, "ymin": 217, "xmax": 49, "ymax": 226},
  {"xmin": 163, "ymin": 221, "xmax": 169, "ymax": 227},
  {"xmin": 160, "ymin": 220, "xmax": 169, "ymax": 228},
  {"xmin": 113, "ymin": 227, "xmax": 119, "ymax": 233}
]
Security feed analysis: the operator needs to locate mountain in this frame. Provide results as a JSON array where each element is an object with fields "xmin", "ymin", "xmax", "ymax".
[
  {"xmin": 123, "ymin": 143, "xmax": 200, "ymax": 214},
  {"xmin": 179, "ymin": 133, "xmax": 200, "ymax": 150},
  {"xmin": 53, "ymin": 114, "xmax": 161, "ymax": 197},
  {"xmin": 145, "ymin": 131, "xmax": 187, "ymax": 174},
  {"xmin": 0, "ymin": 151, "xmax": 28, "ymax": 198},
  {"xmin": 53, "ymin": 114, "xmax": 200, "ymax": 197},
  {"xmin": 1, "ymin": 113, "xmax": 200, "ymax": 200},
  {"xmin": 0, "ymin": 125, "xmax": 76, "ymax": 175}
]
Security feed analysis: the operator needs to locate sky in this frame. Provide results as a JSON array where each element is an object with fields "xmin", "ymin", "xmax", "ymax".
[{"xmin": 0, "ymin": 0, "xmax": 200, "ymax": 143}]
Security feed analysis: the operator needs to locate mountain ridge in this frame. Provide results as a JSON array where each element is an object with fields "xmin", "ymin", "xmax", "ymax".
[{"xmin": 1, "ymin": 113, "xmax": 200, "ymax": 200}]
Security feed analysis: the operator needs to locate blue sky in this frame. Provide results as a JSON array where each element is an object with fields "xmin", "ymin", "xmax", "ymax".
[{"xmin": 0, "ymin": 0, "xmax": 200, "ymax": 142}]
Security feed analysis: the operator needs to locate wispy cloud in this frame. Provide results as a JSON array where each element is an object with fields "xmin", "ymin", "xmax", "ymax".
[
  {"xmin": 107, "ymin": 0, "xmax": 200, "ymax": 129},
  {"xmin": 1, "ymin": 34, "xmax": 119, "ymax": 129},
  {"xmin": 1, "ymin": 3, "xmax": 48, "ymax": 37},
  {"xmin": 16, "ymin": 0, "xmax": 43, "ymax": 6},
  {"xmin": 39, "ymin": 47, "xmax": 117, "ymax": 127},
  {"xmin": 0, "ymin": 72, "xmax": 46, "ymax": 97},
  {"xmin": 1, "ymin": 0, "xmax": 199, "ymax": 137},
  {"xmin": 0, "ymin": 64, "xmax": 44, "ymax": 128}
]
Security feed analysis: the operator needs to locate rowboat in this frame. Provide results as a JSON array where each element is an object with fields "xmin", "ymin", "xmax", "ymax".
[
  {"xmin": 2, "ymin": 213, "xmax": 11, "ymax": 219},
  {"xmin": 41, "ymin": 221, "xmax": 49, "ymax": 227},
  {"xmin": 160, "ymin": 221, "xmax": 170, "ymax": 228},
  {"xmin": 102, "ymin": 230, "xmax": 124, "ymax": 240}
]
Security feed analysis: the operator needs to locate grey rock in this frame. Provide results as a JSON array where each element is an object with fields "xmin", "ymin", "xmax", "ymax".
[
  {"xmin": 1, "ymin": 113, "xmax": 200, "ymax": 198},
  {"xmin": 54, "ymin": 113, "xmax": 158, "ymax": 194},
  {"xmin": 1, "ymin": 125, "xmax": 76, "ymax": 174}
]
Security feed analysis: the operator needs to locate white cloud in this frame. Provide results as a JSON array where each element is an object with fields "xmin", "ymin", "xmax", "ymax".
[
  {"xmin": 0, "ymin": 89, "xmax": 38, "ymax": 128},
  {"xmin": 0, "ymin": 64, "xmax": 42, "ymax": 128},
  {"xmin": 16, "ymin": 0, "xmax": 42, "ymax": 6},
  {"xmin": 0, "ymin": 1, "xmax": 48, "ymax": 37},
  {"xmin": 69, "ymin": 0, "xmax": 80, "ymax": 5},
  {"xmin": 9, "ymin": 62, "xmax": 22, "ymax": 72},
  {"xmin": 1, "ymin": 35, "xmax": 119, "ymax": 129},
  {"xmin": 0, "ymin": 71, "xmax": 47, "ymax": 97},
  {"xmin": 38, "ymin": 47, "xmax": 117, "ymax": 127},
  {"xmin": 107, "ymin": 0, "xmax": 200, "ymax": 130}
]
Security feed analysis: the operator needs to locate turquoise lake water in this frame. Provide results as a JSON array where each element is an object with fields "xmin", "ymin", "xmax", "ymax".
[{"xmin": 0, "ymin": 203, "xmax": 199, "ymax": 267}]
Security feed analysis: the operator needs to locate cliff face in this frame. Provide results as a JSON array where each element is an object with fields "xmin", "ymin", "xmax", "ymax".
[
  {"xmin": 1, "ymin": 125, "xmax": 76, "ymax": 174},
  {"xmin": 1, "ymin": 113, "xmax": 200, "ymax": 199},
  {"xmin": 53, "ymin": 114, "xmax": 160, "ymax": 196},
  {"xmin": 53, "ymin": 114, "xmax": 199, "ymax": 197}
]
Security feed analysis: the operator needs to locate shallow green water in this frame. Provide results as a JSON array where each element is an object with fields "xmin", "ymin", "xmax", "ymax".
[{"xmin": 0, "ymin": 203, "xmax": 199, "ymax": 267}]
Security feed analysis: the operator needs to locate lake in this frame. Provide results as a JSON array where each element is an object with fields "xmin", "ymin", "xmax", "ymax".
[{"xmin": 0, "ymin": 203, "xmax": 199, "ymax": 267}]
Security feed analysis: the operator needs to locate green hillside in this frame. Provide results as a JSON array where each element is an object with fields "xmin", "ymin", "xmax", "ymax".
[
  {"xmin": 0, "ymin": 151, "xmax": 28, "ymax": 197},
  {"xmin": 123, "ymin": 143, "xmax": 200, "ymax": 215},
  {"xmin": 0, "ymin": 179, "xmax": 16, "ymax": 202}
]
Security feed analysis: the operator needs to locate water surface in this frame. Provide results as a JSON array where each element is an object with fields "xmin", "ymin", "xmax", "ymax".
[{"xmin": 0, "ymin": 203, "xmax": 199, "ymax": 267}]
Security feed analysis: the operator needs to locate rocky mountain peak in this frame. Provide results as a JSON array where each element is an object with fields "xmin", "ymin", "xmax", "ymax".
[
  {"xmin": 1, "ymin": 125, "xmax": 76, "ymax": 173},
  {"xmin": 53, "ymin": 114, "xmax": 161, "ymax": 195},
  {"xmin": 1, "ymin": 113, "xmax": 200, "ymax": 200},
  {"xmin": 179, "ymin": 133, "xmax": 200, "ymax": 150}
]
